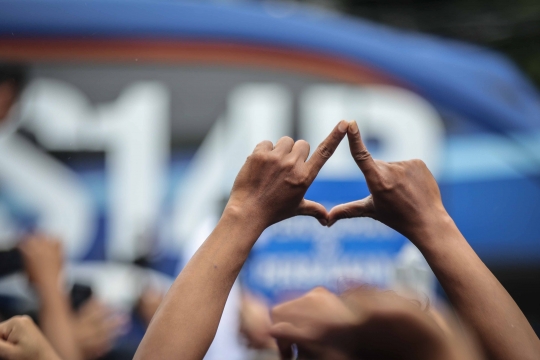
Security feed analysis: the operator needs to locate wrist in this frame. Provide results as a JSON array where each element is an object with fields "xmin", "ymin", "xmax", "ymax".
[
  {"xmin": 33, "ymin": 275, "xmax": 63, "ymax": 299},
  {"xmin": 408, "ymin": 211, "xmax": 460, "ymax": 251},
  {"xmin": 223, "ymin": 201, "xmax": 268, "ymax": 234}
]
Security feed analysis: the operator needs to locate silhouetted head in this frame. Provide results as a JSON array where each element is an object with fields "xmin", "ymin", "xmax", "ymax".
[{"xmin": 0, "ymin": 62, "xmax": 28, "ymax": 121}]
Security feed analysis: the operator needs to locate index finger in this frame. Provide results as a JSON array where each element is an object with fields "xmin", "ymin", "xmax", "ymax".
[
  {"xmin": 347, "ymin": 120, "xmax": 379, "ymax": 176},
  {"xmin": 305, "ymin": 120, "xmax": 348, "ymax": 177},
  {"xmin": 0, "ymin": 318, "xmax": 17, "ymax": 343}
]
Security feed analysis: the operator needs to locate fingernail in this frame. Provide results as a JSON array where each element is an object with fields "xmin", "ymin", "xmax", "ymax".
[
  {"xmin": 338, "ymin": 120, "xmax": 348, "ymax": 133},
  {"xmin": 327, "ymin": 220, "xmax": 335, "ymax": 227},
  {"xmin": 349, "ymin": 120, "xmax": 359, "ymax": 134},
  {"xmin": 318, "ymin": 218, "xmax": 328, "ymax": 226}
]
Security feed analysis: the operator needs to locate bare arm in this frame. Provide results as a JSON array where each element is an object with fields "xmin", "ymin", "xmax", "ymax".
[
  {"xmin": 413, "ymin": 216, "xmax": 540, "ymax": 360},
  {"xmin": 134, "ymin": 121, "xmax": 348, "ymax": 360},
  {"xmin": 135, "ymin": 209, "xmax": 264, "ymax": 360},
  {"xmin": 328, "ymin": 121, "xmax": 540, "ymax": 360},
  {"xmin": 19, "ymin": 236, "xmax": 83, "ymax": 360}
]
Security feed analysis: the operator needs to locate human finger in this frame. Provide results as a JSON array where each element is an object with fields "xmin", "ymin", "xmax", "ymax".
[
  {"xmin": 306, "ymin": 120, "xmax": 347, "ymax": 178},
  {"xmin": 253, "ymin": 140, "xmax": 273, "ymax": 153},
  {"xmin": 80, "ymin": 301, "xmax": 109, "ymax": 324},
  {"xmin": 327, "ymin": 196, "xmax": 376, "ymax": 227},
  {"xmin": 103, "ymin": 313, "xmax": 129, "ymax": 337},
  {"xmin": 270, "ymin": 322, "xmax": 310, "ymax": 343},
  {"xmin": 273, "ymin": 136, "xmax": 295, "ymax": 155},
  {"xmin": 270, "ymin": 323, "xmax": 304, "ymax": 360},
  {"xmin": 347, "ymin": 121, "xmax": 379, "ymax": 177},
  {"xmin": 296, "ymin": 200, "xmax": 328, "ymax": 226},
  {"xmin": 0, "ymin": 319, "xmax": 14, "ymax": 341},
  {"xmin": 290, "ymin": 140, "xmax": 310, "ymax": 162},
  {"xmin": 0, "ymin": 340, "xmax": 16, "ymax": 359}
]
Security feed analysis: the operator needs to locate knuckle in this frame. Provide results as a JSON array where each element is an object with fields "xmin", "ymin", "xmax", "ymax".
[
  {"xmin": 279, "ymin": 136, "xmax": 294, "ymax": 146},
  {"xmin": 270, "ymin": 305, "xmax": 283, "ymax": 320},
  {"xmin": 411, "ymin": 158, "xmax": 426, "ymax": 167},
  {"xmin": 311, "ymin": 286, "xmax": 329, "ymax": 294},
  {"xmin": 313, "ymin": 286, "xmax": 329, "ymax": 293},
  {"xmin": 281, "ymin": 136, "xmax": 293, "ymax": 142},
  {"xmin": 341, "ymin": 207, "xmax": 354, "ymax": 219},
  {"xmin": 352, "ymin": 148, "xmax": 371, "ymax": 163},
  {"xmin": 283, "ymin": 158, "xmax": 296, "ymax": 169},
  {"xmin": 299, "ymin": 174, "xmax": 311, "ymax": 187},
  {"xmin": 296, "ymin": 139, "xmax": 309, "ymax": 147},
  {"xmin": 287, "ymin": 177, "xmax": 303, "ymax": 188},
  {"xmin": 246, "ymin": 153, "xmax": 258, "ymax": 163},
  {"xmin": 16, "ymin": 315, "xmax": 33, "ymax": 325},
  {"xmin": 371, "ymin": 173, "xmax": 394, "ymax": 192},
  {"xmin": 267, "ymin": 153, "xmax": 280, "ymax": 164},
  {"xmin": 393, "ymin": 163, "xmax": 406, "ymax": 176},
  {"xmin": 289, "ymin": 171, "xmax": 310, "ymax": 188},
  {"xmin": 317, "ymin": 144, "xmax": 333, "ymax": 159},
  {"xmin": 379, "ymin": 179, "xmax": 395, "ymax": 192}
]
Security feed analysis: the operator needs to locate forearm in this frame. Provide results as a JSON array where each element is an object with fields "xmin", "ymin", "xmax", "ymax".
[
  {"xmin": 37, "ymin": 283, "xmax": 82, "ymax": 360},
  {"xmin": 414, "ymin": 215, "xmax": 540, "ymax": 360},
  {"xmin": 134, "ymin": 207, "xmax": 264, "ymax": 360}
]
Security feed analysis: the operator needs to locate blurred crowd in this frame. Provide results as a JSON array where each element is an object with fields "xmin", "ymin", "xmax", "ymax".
[
  {"xmin": 0, "ymin": 63, "xmax": 166, "ymax": 360},
  {"xmin": 1, "ymin": 58, "xmax": 539, "ymax": 360}
]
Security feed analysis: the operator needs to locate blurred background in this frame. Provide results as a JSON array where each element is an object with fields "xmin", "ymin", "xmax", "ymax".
[{"xmin": 0, "ymin": 0, "xmax": 539, "ymax": 359}]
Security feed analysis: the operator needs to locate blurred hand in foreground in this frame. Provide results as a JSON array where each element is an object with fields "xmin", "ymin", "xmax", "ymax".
[
  {"xmin": 226, "ymin": 120, "xmax": 349, "ymax": 228},
  {"xmin": 73, "ymin": 299, "xmax": 128, "ymax": 360},
  {"xmin": 270, "ymin": 287, "xmax": 481, "ymax": 360},
  {"xmin": 136, "ymin": 288, "xmax": 165, "ymax": 326},
  {"xmin": 0, "ymin": 316, "xmax": 61, "ymax": 360},
  {"xmin": 239, "ymin": 293, "xmax": 276, "ymax": 350},
  {"xmin": 328, "ymin": 121, "xmax": 447, "ymax": 246}
]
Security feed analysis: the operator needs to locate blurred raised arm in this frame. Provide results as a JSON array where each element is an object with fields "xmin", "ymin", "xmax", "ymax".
[
  {"xmin": 19, "ymin": 236, "xmax": 82, "ymax": 360},
  {"xmin": 134, "ymin": 121, "xmax": 348, "ymax": 360},
  {"xmin": 328, "ymin": 121, "xmax": 540, "ymax": 360}
]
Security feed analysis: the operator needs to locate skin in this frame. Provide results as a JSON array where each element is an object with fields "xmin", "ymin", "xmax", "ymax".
[
  {"xmin": 133, "ymin": 120, "xmax": 349, "ymax": 360},
  {"xmin": 327, "ymin": 120, "xmax": 540, "ymax": 360},
  {"xmin": 18, "ymin": 236, "xmax": 83, "ymax": 360},
  {"xmin": 135, "ymin": 119, "xmax": 538, "ymax": 360},
  {"xmin": 73, "ymin": 299, "xmax": 127, "ymax": 360},
  {"xmin": 270, "ymin": 286, "xmax": 479, "ymax": 360},
  {"xmin": 239, "ymin": 292, "xmax": 277, "ymax": 350},
  {"xmin": 0, "ymin": 81, "xmax": 16, "ymax": 122},
  {"xmin": 136, "ymin": 288, "xmax": 165, "ymax": 326},
  {"xmin": 0, "ymin": 315, "xmax": 61, "ymax": 360}
]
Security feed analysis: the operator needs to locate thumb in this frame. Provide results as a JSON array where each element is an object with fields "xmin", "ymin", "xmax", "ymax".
[
  {"xmin": 296, "ymin": 199, "xmax": 328, "ymax": 226},
  {"xmin": 327, "ymin": 195, "xmax": 375, "ymax": 227},
  {"xmin": 0, "ymin": 340, "xmax": 17, "ymax": 359}
]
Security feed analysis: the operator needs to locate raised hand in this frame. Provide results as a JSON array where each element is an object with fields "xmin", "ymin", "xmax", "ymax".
[
  {"xmin": 227, "ymin": 120, "xmax": 348, "ymax": 228},
  {"xmin": 328, "ymin": 121, "xmax": 540, "ymax": 360},
  {"xmin": 135, "ymin": 122, "xmax": 348, "ymax": 360},
  {"xmin": 327, "ymin": 121, "xmax": 448, "ymax": 244},
  {"xmin": 74, "ymin": 299, "xmax": 128, "ymax": 360},
  {"xmin": 0, "ymin": 316, "xmax": 61, "ymax": 360}
]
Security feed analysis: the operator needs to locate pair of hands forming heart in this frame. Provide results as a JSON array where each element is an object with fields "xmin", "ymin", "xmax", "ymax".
[{"xmin": 227, "ymin": 120, "xmax": 448, "ymax": 247}]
